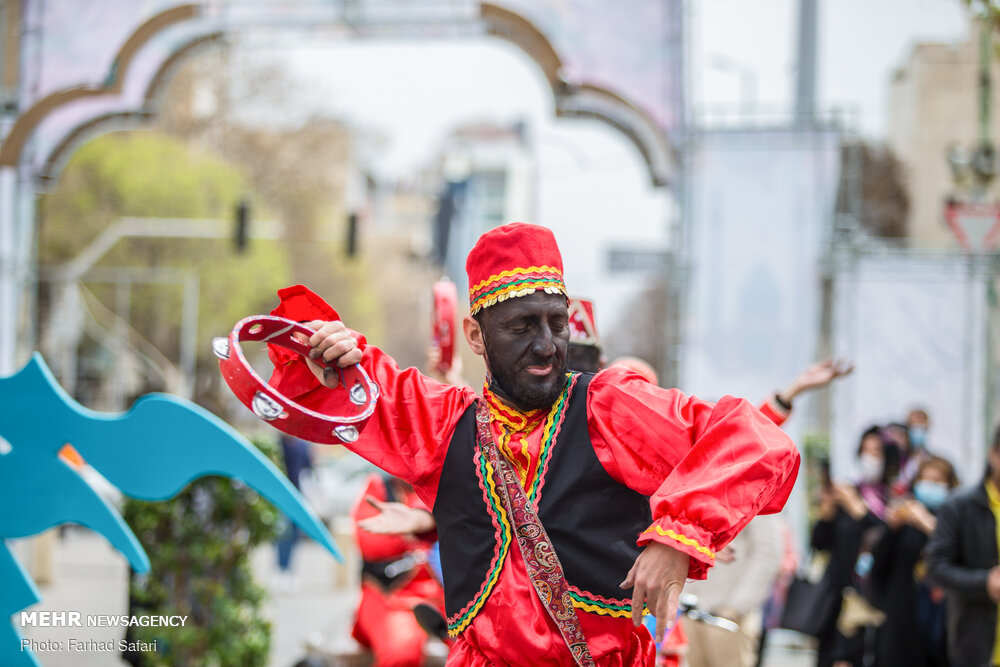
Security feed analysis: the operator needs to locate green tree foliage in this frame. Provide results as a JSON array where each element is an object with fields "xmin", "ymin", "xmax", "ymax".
[
  {"xmin": 40, "ymin": 131, "xmax": 247, "ymax": 263},
  {"xmin": 835, "ymin": 142, "xmax": 910, "ymax": 239},
  {"xmin": 156, "ymin": 52, "xmax": 386, "ymax": 347},
  {"xmin": 121, "ymin": 436, "xmax": 283, "ymax": 667},
  {"xmin": 38, "ymin": 131, "xmax": 292, "ymax": 402},
  {"xmin": 965, "ymin": 0, "xmax": 1000, "ymax": 29},
  {"xmin": 965, "ymin": 0, "xmax": 1000, "ymax": 64},
  {"xmin": 39, "ymin": 56, "xmax": 394, "ymax": 412}
]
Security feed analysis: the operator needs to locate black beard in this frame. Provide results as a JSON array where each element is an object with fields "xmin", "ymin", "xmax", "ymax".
[{"xmin": 484, "ymin": 340, "xmax": 567, "ymax": 412}]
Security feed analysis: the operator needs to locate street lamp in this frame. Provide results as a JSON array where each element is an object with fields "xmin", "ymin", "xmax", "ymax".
[{"xmin": 708, "ymin": 54, "xmax": 757, "ymax": 118}]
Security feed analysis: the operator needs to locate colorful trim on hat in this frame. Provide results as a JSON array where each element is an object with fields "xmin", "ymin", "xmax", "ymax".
[{"xmin": 469, "ymin": 266, "xmax": 566, "ymax": 314}]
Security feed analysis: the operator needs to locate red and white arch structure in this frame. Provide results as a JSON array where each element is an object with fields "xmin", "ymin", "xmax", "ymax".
[{"xmin": 0, "ymin": 0, "xmax": 684, "ymax": 374}]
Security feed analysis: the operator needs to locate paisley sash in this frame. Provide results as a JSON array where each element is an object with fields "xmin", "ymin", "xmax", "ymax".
[{"xmin": 474, "ymin": 398, "xmax": 595, "ymax": 667}]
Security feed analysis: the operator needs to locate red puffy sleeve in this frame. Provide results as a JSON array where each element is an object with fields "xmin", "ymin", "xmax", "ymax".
[
  {"xmin": 266, "ymin": 285, "xmax": 478, "ymax": 503},
  {"xmin": 758, "ymin": 395, "xmax": 791, "ymax": 427},
  {"xmin": 586, "ymin": 367, "xmax": 800, "ymax": 580}
]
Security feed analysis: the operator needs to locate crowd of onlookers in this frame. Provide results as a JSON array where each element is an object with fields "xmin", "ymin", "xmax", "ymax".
[
  {"xmin": 670, "ymin": 363, "xmax": 999, "ymax": 667},
  {"xmin": 805, "ymin": 409, "xmax": 949, "ymax": 666},
  {"xmin": 803, "ymin": 407, "xmax": 999, "ymax": 667}
]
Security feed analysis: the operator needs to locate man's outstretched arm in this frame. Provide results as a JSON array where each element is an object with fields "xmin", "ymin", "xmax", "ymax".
[
  {"xmin": 586, "ymin": 366, "xmax": 800, "ymax": 636},
  {"xmin": 265, "ymin": 284, "xmax": 477, "ymax": 495}
]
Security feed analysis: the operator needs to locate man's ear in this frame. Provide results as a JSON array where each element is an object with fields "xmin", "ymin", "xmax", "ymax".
[{"xmin": 463, "ymin": 315, "xmax": 486, "ymax": 356}]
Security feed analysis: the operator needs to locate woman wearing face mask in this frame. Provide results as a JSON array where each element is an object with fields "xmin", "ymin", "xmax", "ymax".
[
  {"xmin": 810, "ymin": 427, "xmax": 895, "ymax": 667},
  {"xmin": 856, "ymin": 427, "xmax": 897, "ymax": 520},
  {"xmin": 869, "ymin": 456, "xmax": 958, "ymax": 667},
  {"xmin": 893, "ymin": 409, "xmax": 933, "ymax": 489}
]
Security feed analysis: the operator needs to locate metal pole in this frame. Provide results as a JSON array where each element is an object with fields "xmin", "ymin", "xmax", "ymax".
[
  {"xmin": 795, "ymin": 0, "xmax": 818, "ymax": 122},
  {"xmin": 0, "ymin": 166, "xmax": 16, "ymax": 376},
  {"xmin": 980, "ymin": 24, "xmax": 992, "ymax": 147},
  {"xmin": 114, "ymin": 280, "xmax": 131, "ymax": 409},
  {"xmin": 972, "ymin": 19, "xmax": 996, "ymax": 197},
  {"xmin": 180, "ymin": 272, "xmax": 199, "ymax": 399}
]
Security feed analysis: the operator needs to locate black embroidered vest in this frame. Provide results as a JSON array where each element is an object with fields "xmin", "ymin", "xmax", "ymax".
[{"xmin": 432, "ymin": 373, "xmax": 652, "ymax": 636}]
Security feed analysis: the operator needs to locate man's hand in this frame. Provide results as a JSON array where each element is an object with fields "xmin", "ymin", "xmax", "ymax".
[
  {"xmin": 426, "ymin": 345, "xmax": 444, "ymax": 378},
  {"xmin": 988, "ymin": 566, "xmax": 1000, "ymax": 603},
  {"xmin": 779, "ymin": 359, "xmax": 854, "ymax": 404},
  {"xmin": 357, "ymin": 497, "xmax": 436, "ymax": 536},
  {"xmin": 294, "ymin": 320, "xmax": 363, "ymax": 387},
  {"xmin": 425, "ymin": 344, "xmax": 469, "ymax": 387},
  {"xmin": 620, "ymin": 541, "xmax": 689, "ymax": 643},
  {"xmin": 715, "ymin": 546, "xmax": 736, "ymax": 564}
]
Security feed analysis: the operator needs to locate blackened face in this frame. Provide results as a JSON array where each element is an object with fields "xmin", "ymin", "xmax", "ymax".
[{"xmin": 479, "ymin": 292, "xmax": 570, "ymax": 411}]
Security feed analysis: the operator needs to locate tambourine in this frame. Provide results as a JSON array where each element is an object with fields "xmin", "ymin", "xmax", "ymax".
[
  {"xmin": 432, "ymin": 279, "xmax": 457, "ymax": 373},
  {"xmin": 213, "ymin": 315, "xmax": 380, "ymax": 445}
]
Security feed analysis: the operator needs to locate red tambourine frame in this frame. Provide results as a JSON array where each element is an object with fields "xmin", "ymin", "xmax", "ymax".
[
  {"xmin": 433, "ymin": 279, "xmax": 457, "ymax": 373},
  {"xmin": 214, "ymin": 315, "xmax": 379, "ymax": 444}
]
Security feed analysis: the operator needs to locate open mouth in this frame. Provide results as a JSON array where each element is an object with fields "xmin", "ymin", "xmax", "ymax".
[{"xmin": 525, "ymin": 364, "xmax": 553, "ymax": 376}]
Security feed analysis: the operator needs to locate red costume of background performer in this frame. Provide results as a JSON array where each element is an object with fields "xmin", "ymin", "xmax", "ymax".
[{"xmin": 351, "ymin": 473, "xmax": 444, "ymax": 667}]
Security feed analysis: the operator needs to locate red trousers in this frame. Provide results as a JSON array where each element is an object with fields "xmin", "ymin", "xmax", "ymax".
[{"xmin": 352, "ymin": 572, "xmax": 444, "ymax": 667}]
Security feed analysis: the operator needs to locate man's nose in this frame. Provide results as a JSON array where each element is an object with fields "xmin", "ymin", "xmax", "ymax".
[{"xmin": 531, "ymin": 324, "xmax": 556, "ymax": 357}]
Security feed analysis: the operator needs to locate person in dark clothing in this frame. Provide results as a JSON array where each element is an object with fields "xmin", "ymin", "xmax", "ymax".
[
  {"xmin": 276, "ymin": 434, "xmax": 314, "ymax": 581},
  {"xmin": 811, "ymin": 427, "xmax": 891, "ymax": 667},
  {"xmin": 927, "ymin": 424, "xmax": 1000, "ymax": 667},
  {"xmin": 811, "ymin": 486, "xmax": 883, "ymax": 667},
  {"xmin": 870, "ymin": 456, "xmax": 958, "ymax": 667}
]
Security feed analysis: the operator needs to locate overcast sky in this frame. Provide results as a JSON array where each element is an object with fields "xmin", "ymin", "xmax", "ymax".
[
  {"xmin": 253, "ymin": 0, "xmax": 974, "ymax": 176},
  {"xmin": 693, "ymin": 0, "xmax": 969, "ymax": 135},
  {"xmin": 228, "ymin": 0, "xmax": 978, "ymax": 348}
]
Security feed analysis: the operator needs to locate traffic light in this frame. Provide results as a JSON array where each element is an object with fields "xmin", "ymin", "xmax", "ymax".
[
  {"xmin": 234, "ymin": 199, "xmax": 250, "ymax": 254},
  {"xmin": 346, "ymin": 211, "xmax": 358, "ymax": 258}
]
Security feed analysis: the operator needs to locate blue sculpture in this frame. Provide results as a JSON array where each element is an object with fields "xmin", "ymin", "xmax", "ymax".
[{"xmin": 0, "ymin": 353, "xmax": 342, "ymax": 666}]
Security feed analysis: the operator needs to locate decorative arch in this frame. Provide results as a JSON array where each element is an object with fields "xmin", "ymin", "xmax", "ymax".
[
  {"xmin": 481, "ymin": 3, "xmax": 566, "ymax": 96},
  {"xmin": 36, "ymin": 31, "xmax": 226, "ymax": 187},
  {"xmin": 480, "ymin": 2, "xmax": 674, "ymax": 186},
  {"xmin": 554, "ymin": 84, "xmax": 674, "ymax": 188},
  {"xmin": 3, "ymin": 1, "xmax": 675, "ymax": 188},
  {"xmin": 0, "ymin": 4, "xmax": 200, "ymax": 167}
]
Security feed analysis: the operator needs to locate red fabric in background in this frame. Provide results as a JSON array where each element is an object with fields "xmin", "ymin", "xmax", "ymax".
[{"xmin": 351, "ymin": 474, "xmax": 444, "ymax": 667}]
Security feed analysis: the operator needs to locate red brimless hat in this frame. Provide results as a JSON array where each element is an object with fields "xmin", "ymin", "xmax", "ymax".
[
  {"xmin": 466, "ymin": 222, "xmax": 567, "ymax": 315},
  {"xmin": 567, "ymin": 297, "xmax": 599, "ymax": 347}
]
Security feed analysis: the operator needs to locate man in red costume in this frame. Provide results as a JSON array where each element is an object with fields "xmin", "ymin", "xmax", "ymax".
[
  {"xmin": 351, "ymin": 473, "xmax": 444, "ymax": 667},
  {"xmin": 266, "ymin": 222, "xmax": 800, "ymax": 666},
  {"xmin": 566, "ymin": 297, "xmax": 604, "ymax": 373}
]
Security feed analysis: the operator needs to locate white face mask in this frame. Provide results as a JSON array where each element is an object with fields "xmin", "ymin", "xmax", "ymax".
[
  {"xmin": 913, "ymin": 480, "xmax": 949, "ymax": 510},
  {"xmin": 908, "ymin": 425, "xmax": 928, "ymax": 450},
  {"xmin": 858, "ymin": 453, "xmax": 884, "ymax": 484}
]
